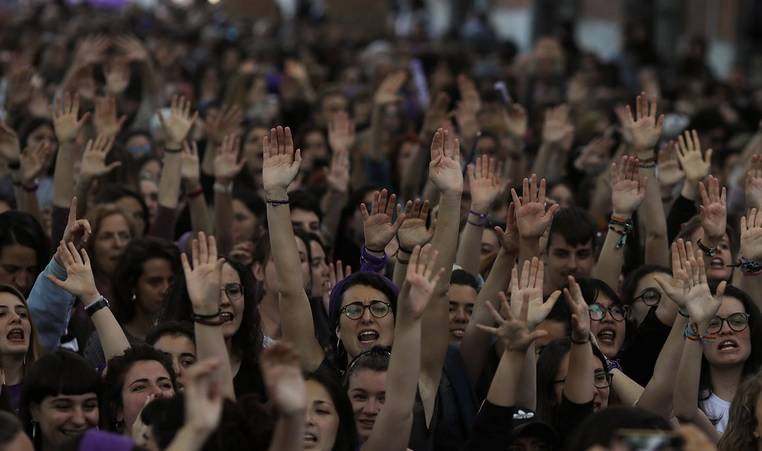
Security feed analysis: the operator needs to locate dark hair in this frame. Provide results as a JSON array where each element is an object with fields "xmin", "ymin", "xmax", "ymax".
[
  {"xmin": 163, "ymin": 259, "xmax": 263, "ymax": 374},
  {"xmin": 547, "ymin": 207, "xmax": 596, "ymax": 250},
  {"xmin": 288, "ymin": 190, "xmax": 323, "ymax": 222},
  {"xmin": 95, "ymin": 185, "xmax": 150, "ymax": 236},
  {"xmin": 577, "ymin": 277, "xmax": 634, "ymax": 355},
  {"xmin": 565, "ymin": 406, "xmax": 673, "ymax": 451},
  {"xmin": 111, "ymin": 237, "xmax": 180, "ymax": 325},
  {"xmin": 0, "ymin": 211, "xmax": 49, "ymax": 289},
  {"xmin": 20, "ymin": 350, "xmax": 100, "ymax": 444},
  {"xmin": 699, "ymin": 285, "xmax": 762, "ymax": 412},
  {"xmin": 329, "ymin": 272, "xmax": 399, "ymax": 330},
  {"xmin": 620, "ymin": 264, "xmax": 670, "ymax": 307},
  {"xmin": 0, "ymin": 284, "xmax": 40, "ymax": 372},
  {"xmin": 307, "ymin": 368, "xmax": 359, "ymax": 451},
  {"xmin": 18, "ymin": 117, "xmax": 54, "ymax": 150},
  {"xmin": 145, "ymin": 321, "xmax": 195, "ymax": 346},
  {"xmin": 676, "ymin": 216, "xmax": 739, "ymax": 261},
  {"xmin": 450, "ymin": 269, "xmax": 480, "ymax": 292},
  {"xmin": 0, "ymin": 411, "xmax": 23, "ymax": 448},
  {"xmin": 101, "ymin": 345, "xmax": 177, "ymax": 432},
  {"xmin": 536, "ymin": 338, "xmax": 608, "ymax": 430},
  {"xmin": 344, "ymin": 346, "xmax": 391, "ymax": 387},
  {"xmin": 232, "ymin": 187, "xmax": 266, "ymax": 233}
]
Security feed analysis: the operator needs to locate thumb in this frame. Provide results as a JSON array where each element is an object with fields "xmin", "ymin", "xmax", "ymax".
[
  {"xmin": 653, "ymin": 275, "xmax": 681, "ymax": 300},
  {"xmin": 105, "ymin": 161, "xmax": 122, "ymax": 172},
  {"xmin": 46, "ymin": 274, "xmax": 66, "ymax": 288}
]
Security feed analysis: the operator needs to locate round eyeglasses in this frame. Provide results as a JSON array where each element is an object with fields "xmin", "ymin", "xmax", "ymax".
[
  {"xmin": 589, "ymin": 303, "xmax": 626, "ymax": 322},
  {"xmin": 706, "ymin": 312, "xmax": 749, "ymax": 335},
  {"xmin": 221, "ymin": 283, "xmax": 244, "ymax": 300},
  {"xmin": 554, "ymin": 369, "xmax": 612, "ymax": 389},
  {"xmin": 340, "ymin": 300, "xmax": 392, "ymax": 320},
  {"xmin": 632, "ymin": 288, "xmax": 661, "ymax": 307}
]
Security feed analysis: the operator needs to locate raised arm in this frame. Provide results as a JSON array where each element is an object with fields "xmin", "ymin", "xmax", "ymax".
[
  {"xmin": 532, "ymin": 104, "xmax": 574, "ymax": 181},
  {"xmin": 392, "ymin": 199, "xmax": 432, "ymax": 288},
  {"xmin": 92, "ymin": 95, "xmax": 127, "ymax": 139},
  {"xmin": 263, "ymin": 126, "xmax": 324, "ymax": 371},
  {"xmin": 736, "ymin": 209, "xmax": 762, "ymax": 312},
  {"xmin": 419, "ymin": 128, "xmax": 463, "ymax": 424},
  {"xmin": 460, "ymin": 203, "xmax": 518, "ymax": 384},
  {"xmin": 181, "ymin": 141, "xmax": 211, "ymax": 236},
  {"xmin": 181, "ymin": 233, "xmax": 236, "ymax": 399},
  {"xmin": 512, "ymin": 175, "xmax": 559, "ymax": 267},
  {"xmin": 322, "ymin": 112, "xmax": 353, "ymax": 245},
  {"xmin": 456, "ymin": 155, "xmax": 502, "ymax": 275},
  {"xmin": 48, "ymin": 241, "xmax": 130, "ymax": 361},
  {"xmin": 675, "ymin": 130, "xmax": 712, "ymax": 203},
  {"xmin": 75, "ymin": 134, "xmax": 122, "ymax": 217},
  {"xmin": 15, "ymin": 141, "xmax": 54, "ymax": 224},
  {"xmin": 361, "ymin": 189, "xmax": 405, "ymax": 262},
  {"xmin": 562, "ymin": 276, "xmax": 594, "ymax": 404},
  {"xmin": 165, "ymin": 359, "xmax": 223, "ymax": 451},
  {"xmin": 593, "ymin": 156, "xmax": 646, "ymax": 289},
  {"xmin": 363, "ymin": 245, "xmax": 442, "ymax": 451},
  {"xmin": 261, "ymin": 342, "xmax": 308, "ymax": 451},
  {"xmin": 213, "ymin": 134, "xmax": 245, "ymax": 257},
  {"xmin": 52, "ymin": 92, "xmax": 90, "ymax": 209},
  {"xmin": 368, "ymin": 71, "xmax": 406, "ymax": 162}
]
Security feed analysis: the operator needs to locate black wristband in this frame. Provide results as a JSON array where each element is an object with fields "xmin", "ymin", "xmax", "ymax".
[
  {"xmin": 570, "ymin": 335, "xmax": 589, "ymax": 345},
  {"xmin": 364, "ymin": 245, "xmax": 385, "ymax": 254},
  {"xmin": 85, "ymin": 296, "xmax": 110, "ymax": 317},
  {"xmin": 191, "ymin": 309, "xmax": 221, "ymax": 320}
]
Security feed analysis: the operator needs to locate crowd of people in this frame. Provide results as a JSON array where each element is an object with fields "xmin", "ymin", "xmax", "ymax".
[{"xmin": 1, "ymin": 1, "xmax": 762, "ymax": 450}]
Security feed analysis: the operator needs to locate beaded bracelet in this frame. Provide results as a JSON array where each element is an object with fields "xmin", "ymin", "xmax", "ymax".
[{"xmin": 468, "ymin": 210, "xmax": 488, "ymax": 226}]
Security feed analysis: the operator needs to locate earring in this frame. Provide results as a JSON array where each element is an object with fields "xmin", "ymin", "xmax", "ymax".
[
  {"xmin": 131, "ymin": 293, "xmax": 136, "ymax": 302},
  {"xmin": 31, "ymin": 421, "xmax": 37, "ymax": 439}
]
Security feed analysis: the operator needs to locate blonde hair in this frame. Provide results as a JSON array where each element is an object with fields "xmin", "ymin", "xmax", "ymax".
[
  {"xmin": 0, "ymin": 284, "xmax": 41, "ymax": 376},
  {"xmin": 718, "ymin": 371, "xmax": 762, "ymax": 451},
  {"xmin": 85, "ymin": 204, "xmax": 136, "ymax": 270}
]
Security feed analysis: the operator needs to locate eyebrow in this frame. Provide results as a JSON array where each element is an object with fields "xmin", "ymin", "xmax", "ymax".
[{"xmin": 180, "ymin": 353, "xmax": 196, "ymax": 359}]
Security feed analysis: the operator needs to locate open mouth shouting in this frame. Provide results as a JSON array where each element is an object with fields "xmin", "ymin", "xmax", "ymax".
[
  {"xmin": 357, "ymin": 329, "xmax": 380, "ymax": 346},
  {"xmin": 596, "ymin": 328, "xmax": 616, "ymax": 347},
  {"xmin": 6, "ymin": 327, "xmax": 26, "ymax": 344}
]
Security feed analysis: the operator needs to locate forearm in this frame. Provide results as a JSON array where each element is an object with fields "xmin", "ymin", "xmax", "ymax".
[
  {"xmin": 194, "ymin": 323, "xmax": 236, "ymax": 399},
  {"xmin": 213, "ymin": 190, "xmax": 233, "ymax": 258},
  {"xmin": 518, "ymin": 238, "xmax": 541, "ymax": 266},
  {"xmin": 515, "ymin": 346, "xmax": 537, "ymax": 409},
  {"xmin": 90, "ymin": 303, "xmax": 131, "ymax": 361},
  {"xmin": 28, "ymin": 258, "xmax": 76, "ymax": 351},
  {"xmin": 185, "ymin": 182, "xmax": 211, "ymax": 237},
  {"xmin": 563, "ymin": 341, "xmax": 594, "ymax": 404},
  {"xmin": 53, "ymin": 142, "xmax": 76, "ymax": 207},
  {"xmin": 531, "ymin": 142, "xmax": 561, "ymax": 180},
  {"xmin": 165, "ymin": 425, "xmax": 211, "ymax": 451},
  {"xmin": 461, "ymin": 249, "xmax": 513, "ymax": 384},
  {"xmin": 158, "ymin": 153, "xmax": 182, "ymax": 209},
  {"xmin": 488, "ymin": 350, "xmax": 525, "ymax": 407},
  {"xmin": 268, "ymin": 412, "xmax": 306, "ymax": 451},
  {"xmin": 610, "ymin": 369, "xmax": 644, "ymax": 406},
  {"xmin": 368, "ymin": 105, "xmax": 385, "ymax": 161},
  {"xmin": 392, "ymin": 252, "xmax": 409, "ymax": 288},
  {"xmin": 320, "ymin": 189, "xmax": 347, "ymax": 248},
  {"xmin": 400, "ymin": 146, "xmax": 429, "ymax": 201},
  {"xmin": 640, "ymin": 169, "xmax": 669, "ymax": 267},
  {"xmin": 455, "ymin": 220, "xmax": 484, "ymax": 276},
  {"xmin": 637, "ymin": 315, "xmax": 687, "ymax": 418},
  {"xmin": 674, "ymin": 338, "xmax": 704, "ymax": 421},
  {"xmin": 75, "ymin": 178, "xmax": 93, "ymax": 218},
  {"xmin": 15, "ymin": 187, "xmax": 42, "ymax": 226},
  {"xmin": 592, "ymin": 227, "xmax": 626, "ymax": 290}
]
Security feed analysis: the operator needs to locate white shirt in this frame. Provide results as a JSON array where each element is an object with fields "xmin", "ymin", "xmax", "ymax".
[{"xmin": 701, "ymin": 392, "xmax": 731, "ymax": 433}]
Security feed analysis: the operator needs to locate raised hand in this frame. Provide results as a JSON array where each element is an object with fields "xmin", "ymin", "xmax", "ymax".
[
  {"xmin": 328, "ymin": 111, "xmax": 355, "ymax": 153},
  {"xmin": 421, "ymin": 92, "xmax": 451, "ymax": 136},
  {"xmin": 374, "ymin": 70, "xmax": 406, "ymax": 105},
  {"xmin": 511, "ymin": 174, "xmax": 559, "ymax": 239},
  {"xmin": 610, "ymin": 155, "xmax": 647, "ymax": 217},
  {"xmin": 494, "ymin": 203, "xmax": 519, "ymax": 255},
  {"xmin": 361, "ymin": 189, "xmax": 405, "ymax": 253},
  {"xmin": 47, "ymin": 241, "xmax": 99, "ymax": 303},
  {"xmin": 745, "ymin": 154, "xmax": 762, "ymax": 209},
  {"xmin": 397, "ymin": 199, "xmax": 432, "ymax": 253},
  {"xmin": 652, "ymin": 239, "xmax": 693, "ymax": 308},
  {"xmin": 542, "ymin": 104, "xmax": 574, "ymax": 149},
  {"xmin": 455, "ymin": 75, "xmax": 480, "ymax": 138},
  {"xmin": 327, "ymin": 260, "xmax": 352, "ymax": 294},
  {"xmin": 675, "ymin": 130, "xmax": 711, "ymax": 184},
  {"xmin": 204, "ymin": 105, "xmax": 243, "ymax": 145},
  {"xmin": 656, "ymin": 142, "xmax": 685, "ymax": 187},
  {"xmin": 477, "ymin": 289, "xmax": 548, "ymax": 353},
  {"xmin": 508, "ymin": 257, "xmax": 561, "ymax": 330},
  {"xmin": 6, "ymin": 65, "xmax": 34, "ymax": 106},
  {"xmin": 574, "ymin": 135, "xmax": 613, "ymax": 175},
  {"xmin": 400, "ymin": 244, "xmax": 443, "ymax": 320},
  {"xmin": 180, "ymin": 232, "xmax": 224, "ymax": 315},
  {"xmin": 79, "ymin": 134, "xmax": 120, "ymax": 181},
  {"xmin": 0, "ymin": 122, "xmax": 20, "ymax": 163},
  {"xmin": 741, "ymin": 209, "xmax": 762, "ymax": 259},
  {"xmin": 563, "ymin": 276, "xmax": 590, "ymax": 343},
  {"xmin": 53, "ymin": 92, "xmax": 90, "ymax": 143},
  {"xmin": 229, "ymin": 241, "xmax": 254, "ymax": 267},
  {"xmin": 181, "ymin": 141, "xmax": 201, "ymax": 185},
  {"xmin": 428, "ymin": 128, "xmax": 463, "ymax": 194},
  {"xmin": 262, "ymin": 126, "xmax": 302, "ymax": 195},
  {"xmin": 73, "ymin": 35, "xmax": 110, "ymax": 67},
  {"xmin": 501, "ymin": 102, "xmax": 528, "ymax": 140},
  {"xmin": 114, "ymin": 34, "xmax": 150, "ymax": 63},
  {"xmin": 159, "ymin": 95, "xmax": 198, "ymax": 149},
  {"xmin": 261, "ymin": 342, "xmax": 306, "ymax": 415},
  {"xmin": 93, "ymin": 95, "xmax": 127, "ymax": 138},
  {"xmin": 698, "ymin": 175, "xmax": 727, "ymax": 242},
  {"xmin": 183, "ymin": 359, "xmax": 223, "ymax": 435},
  {"xmin": 621, "ymin": 92, "xmax": 664, "ymax": 156},
  {"xmin": 468, "ymin": 155, "xmax": 502, "ymax": 214},
  {"xmin": 57, "ymin": 197, "xmax": 92, "ymax": 265},
  {"xmin": 19, "ymin": 142, "xmax": 54, "ymax": 184},
  {"xmin": 213, "ymin": 134, "xmax": 245, "ymax": 184},
  {"xmin": 325, "ymin": 147, "xmax": 350, "ymax": 193}
]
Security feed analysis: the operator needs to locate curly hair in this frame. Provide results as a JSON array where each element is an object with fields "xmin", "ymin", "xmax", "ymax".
[{"xmin": 718, "ymin": 371, "xmax": 762, "ymax": 451}]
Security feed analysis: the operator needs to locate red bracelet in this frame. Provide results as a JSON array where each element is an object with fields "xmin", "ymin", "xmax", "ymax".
[
  {"xmin": 21, "ymin": 182, "xmax": 38, "ymax": 192},
  {"xmin": 187, "ymin": 187, "xmax": 204, "ymax": 198}
]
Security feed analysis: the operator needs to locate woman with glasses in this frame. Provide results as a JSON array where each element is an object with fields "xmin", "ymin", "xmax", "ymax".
[{"xmin": 577, "ymin": 278, "xmax": 630, "ymax": 361}]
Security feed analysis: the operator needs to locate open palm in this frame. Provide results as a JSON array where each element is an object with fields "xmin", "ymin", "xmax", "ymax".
[
  {"xmin": 401, "ymin": 244, "xmax": 443, "ymax": 320},
  {"xmin": 262, "ymin": 126, "xmax": 302, "ymax": 193},
  {"xmin": 181, "ymin": 232, "xmax": 223, "ymax": 314},
  {"xmin": 428, "ymin": 128, "xmax": 463, "ymax": 193}
]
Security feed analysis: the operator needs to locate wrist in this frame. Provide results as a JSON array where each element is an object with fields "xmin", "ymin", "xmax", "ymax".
[
  {"xmin": 165, "ymin": 141, "xmax": 182, "ymax": 151},
  {"xmin": 364, "ymin": 244, "xmax": 386, "ymax": 257},
  {"xmin": 264, "ymin": 187, "xmax": 288, "ymax": 199},
  {"xmin": 612, "ymin": 211, "xmax": 632, "ymax": 220},
  {"xmin": 469, "ymin": 204, "xmax": 489, "ymax": 215},
  {"xmin": 184, "ymin": 179, "xmax": 201, "ymax": 190},
  {"xmin": 82, "ymin": 291, "xmax": 102, "ymax": 307}
]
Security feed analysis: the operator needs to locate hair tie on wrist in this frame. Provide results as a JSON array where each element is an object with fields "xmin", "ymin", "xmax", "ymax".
[
  {"xmin": 364, "ymin": 245, "xmax": 385, "ymax": 254},
  {"xmin": 266, "ymin": 198, "xmax": 290, "ymax": 206},
  {"xmin": 187, "ymin": 187, "xmax": 204, "ymax": 199}
]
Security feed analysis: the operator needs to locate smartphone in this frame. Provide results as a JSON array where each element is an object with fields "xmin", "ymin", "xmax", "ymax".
[{"xmin": 614, "ymin": 429, "xmax": 684, "ymax": 451}]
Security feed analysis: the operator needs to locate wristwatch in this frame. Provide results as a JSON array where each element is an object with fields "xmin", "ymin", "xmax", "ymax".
[{"xmin": 85, "ymin": 296, "xmax": 110, "ymax": 317}]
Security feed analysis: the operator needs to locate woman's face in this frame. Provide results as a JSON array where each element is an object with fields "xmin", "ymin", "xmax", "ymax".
[
  {"xmin": 589, "ymin": 293, "xmax": 627, "ymax": 358},
  {"xmin": 232, "ymin": 199, "xmax": 257, "ymax": 244},
  {"xmin": 689, "ymin": 228, "xmax": 732, "ymax": 281},
  {"xmin": 348, "ymin": 369, "xmax": 386, "ymax": 443},
  {"xmin": 0, "ymin": 292, "xmax": 31, "ymax": 357},
  {"xmin": 135, "ymin": 258, "xmax": 173, "ymax": 317},
  {"xmin": 309, "ymin": 240, "xmax": 330, "ymax": 298},
  {"xmin": 703, "ymin": 296, "xmax": 751, "ymax": 367},
  {"xmin": 553, "ymin": 352, "xmax": 610, "ymax": 412},
  {"xmin": 629, "ymin": 272, "xmax": 666, "ymax": 326},
  {"xmin": 32, "ymin": 393, "xmax": 99, "ymax": 448},
  {"xmin": 302, "ymin": 130, "xmax": 328, "ymax": 170},
  {"xmin": 338, "ymin": 285, "xmax": 395, "ymax": 360},
  {"xmin": 244, "ymin": 127, "xmax": 267, "ymax": 177},
  {"xmin": 304, "ymin": 379, "xmax": 340, "ymax": 451},
  {"xmin": 0, "ymin": 244, "xmax": 37, "ymax": 295},
  {"xmin": 119, "ymin": 360, "xmax": 174, "ymax": 433},
  {"xmin": 27, "ymin": 124, "xmax": 57, "ymax": 154},
  {"xmin": 153, "ymin": 334, "xmax": 196, "ymax": 390},
  {"xmin": 548, "ymin": 184, "xmax": 574, "ymax": 208},
  {"xmin": 220, "ymin": 263, "xmax": 245, "ymax": 339},
  {"xmin": 94, "ymin": 214, "xmax": 131, "ymax": 276},
  {"xmin": 116, "ymin": 196, "xmax": 147, "ymax": 238},
  {"xmin": 138, "ymin": 180, "xmax": 159, "ymax": 226}
]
